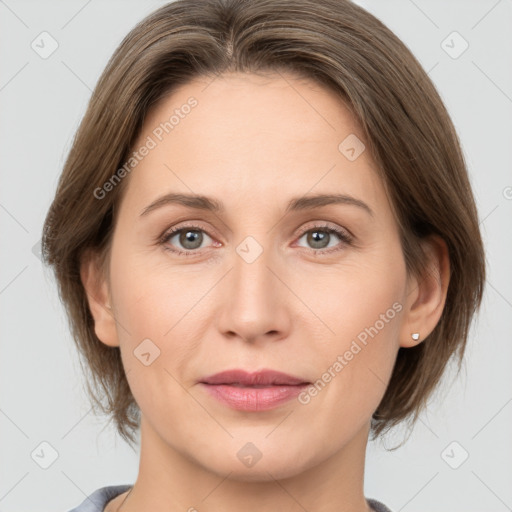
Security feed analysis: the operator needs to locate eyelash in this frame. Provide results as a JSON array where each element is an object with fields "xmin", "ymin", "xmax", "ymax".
[{"xmin": 158, "ymin": 222, "xmax": 354, "ymax": 257}]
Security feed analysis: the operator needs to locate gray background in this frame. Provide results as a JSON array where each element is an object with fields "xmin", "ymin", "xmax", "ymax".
[{"xmin": 1, "ymin": 0, "xmax": 511, "ymax": 511}]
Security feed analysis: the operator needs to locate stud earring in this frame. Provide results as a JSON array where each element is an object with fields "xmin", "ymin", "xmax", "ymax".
[{"xmin": 411, "ymin": 332, "xmax": 420, "ymax": 341}]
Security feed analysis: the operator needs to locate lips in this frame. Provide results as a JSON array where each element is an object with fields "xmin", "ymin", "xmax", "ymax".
[
  {"xmin": 199, "ymin": 369, "xmax": 311, "ymax": 411},
  {"xmin": 199, "ymin": 369, "xmax": 310, "ymax": 387}
]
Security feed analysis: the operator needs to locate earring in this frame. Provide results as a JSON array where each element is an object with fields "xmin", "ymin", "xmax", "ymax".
[{"xmin": 411, "ymin": 332, "xmax": 420, "ymax": 341}]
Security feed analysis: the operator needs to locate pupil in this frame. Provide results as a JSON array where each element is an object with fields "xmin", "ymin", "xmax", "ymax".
[
  {"xmin": 180, "ymin": 230, "xmax": 202, "ymax": 249},
  {"xmin": 309, "ymin": 230, "xmax": 328, "ymax": 249}
]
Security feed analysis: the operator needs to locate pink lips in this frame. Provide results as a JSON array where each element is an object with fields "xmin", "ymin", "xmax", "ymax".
[{"xmin": 199, "ymin": 369, "xmax": 310, "ymax": 411}]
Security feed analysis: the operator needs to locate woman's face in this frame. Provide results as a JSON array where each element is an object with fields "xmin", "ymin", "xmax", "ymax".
[{"xmin": 88, "ymin": 71, "xmax": 422, "ymax": 480}]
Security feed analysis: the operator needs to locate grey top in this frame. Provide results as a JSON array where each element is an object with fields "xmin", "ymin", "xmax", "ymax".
[{"xmin": 67, "ymin": 485, "xmax": 393, "ymax": 512}]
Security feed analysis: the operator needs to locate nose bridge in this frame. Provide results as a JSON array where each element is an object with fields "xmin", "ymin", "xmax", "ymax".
[
  {"xmin": 232, "ymin": 234, "xmax": 276, "ymax": 309},
  {"xmin": 216, "ymin": 233, "xmax": 289, "ymax": 342}
]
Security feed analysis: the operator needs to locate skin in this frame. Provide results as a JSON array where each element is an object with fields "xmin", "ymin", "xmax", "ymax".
[{"xmin": 81, "ymin": 71, "xmax": 450, "ymax": 512}]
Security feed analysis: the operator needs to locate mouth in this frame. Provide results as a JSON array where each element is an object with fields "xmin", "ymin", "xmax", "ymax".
[
  {"xmin": 218, "ymin": 383, "xmax": 302, "ymax": 388},
  {"xmin": 199, "ymin": 368, "xmax": 311, "ymax": 387},
  {"xmin": 199, "ymin": 369, "xmax": 311, "ymax": 411}
]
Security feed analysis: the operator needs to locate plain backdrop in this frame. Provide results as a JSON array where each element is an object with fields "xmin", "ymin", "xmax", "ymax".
[{"xmin": 0, "ymin": 1, "xmax": 511, "ymax": 511}]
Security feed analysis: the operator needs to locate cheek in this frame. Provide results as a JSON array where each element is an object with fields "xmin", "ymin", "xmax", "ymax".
[
  {"xmin": 111, "ymin": 252, "xmax": 201, "ymax": 340},
  {"xmin": 302, "ymin": 252, "xmax": 405, "ymax": 405},
  {"xmin": 110, "ymin": 263, "xmax": 200, "ymax": 422},
  {"xmin": 302, "ymin": 250, "xmax": 405, "ymax": 344},
  {"xmin": 109, "ymin": 252, "xmax": 212, "ymax": 400},
  {"xmin": 328, "ymin": 272, "xmax": 403, "ymax": 345}
]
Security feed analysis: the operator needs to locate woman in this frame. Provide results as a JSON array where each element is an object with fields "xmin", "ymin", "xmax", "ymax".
[{"xmin": 41, "ymin": 0, "xmax": 486, "ymax": 511}]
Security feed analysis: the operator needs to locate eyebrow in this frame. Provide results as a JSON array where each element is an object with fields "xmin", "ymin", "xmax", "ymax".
[{"xmin": 139, "ymin": 192, "xmax": 374, "ymax": 218}]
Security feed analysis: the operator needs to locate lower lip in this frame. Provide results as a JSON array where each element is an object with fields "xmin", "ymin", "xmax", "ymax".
[{"xmin": 200, "ymin": 383, "xmax": 308, "ymax": 411}]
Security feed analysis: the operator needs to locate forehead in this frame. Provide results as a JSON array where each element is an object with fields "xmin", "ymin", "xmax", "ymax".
[{"xmin": 121, "ymin": 71, "xmax": 386, "ymax": 218}]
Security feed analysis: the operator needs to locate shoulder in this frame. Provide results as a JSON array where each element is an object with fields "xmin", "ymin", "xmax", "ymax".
[
  {"xmin": 367, "ymin": 497, "xmax": 394, "ymax": 512},
  {"xmin": 66, "ymin": 487, "xmax": 391, "ymax": 512},
  {"xmin": 66, "ymin": 484, "xmax": 133, "ymax": 512}
]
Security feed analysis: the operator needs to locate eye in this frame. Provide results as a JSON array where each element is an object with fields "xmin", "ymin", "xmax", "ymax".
[
  {"xmin": 295, "ymin": 223, "xmax": 353, "ymax": 254},
  {"xmin": 160, "ymin": 224, "xmax": 216, "ymax": 255},
  {"xmin": 159, "ymin": 222, "xmax": 353, "ymax": 257}
]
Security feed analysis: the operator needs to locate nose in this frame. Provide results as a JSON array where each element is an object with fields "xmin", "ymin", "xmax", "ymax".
[{"xmin": 215, "ymin": 240, "xmax": 292, "ymax": 344}]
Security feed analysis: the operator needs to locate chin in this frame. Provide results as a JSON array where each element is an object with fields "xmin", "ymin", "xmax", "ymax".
[
  {"xmin": 215, "ymin": 463, "xmax": 304, "ymax": 483},
  {"xmin": 199, "ymin": 446, "xmax": 313, "ymax": 483}
]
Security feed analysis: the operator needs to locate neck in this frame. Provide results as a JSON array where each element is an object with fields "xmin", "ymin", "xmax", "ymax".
[{"xmin": 118, "ymin": 416, "xmax": 373, "ymax": 512}]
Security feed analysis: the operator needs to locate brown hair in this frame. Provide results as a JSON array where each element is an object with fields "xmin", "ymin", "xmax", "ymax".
[{"xmin": 41, "ymin": 0, "xmax": 486, "ymax": 449}]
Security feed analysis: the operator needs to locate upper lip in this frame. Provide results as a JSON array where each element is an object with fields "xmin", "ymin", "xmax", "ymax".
[{"xmin": 200, "ymin": 369, "xmax": 310, "ymax": 386}]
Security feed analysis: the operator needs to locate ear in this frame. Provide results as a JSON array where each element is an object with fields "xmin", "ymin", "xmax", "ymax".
[
  {"xmin": 80, "ymin": 248, "xmax": 119, "ymax": 347},
  {"xmin": 399, "ymin": 235, "xmax": 450, "ymax": 348}
]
